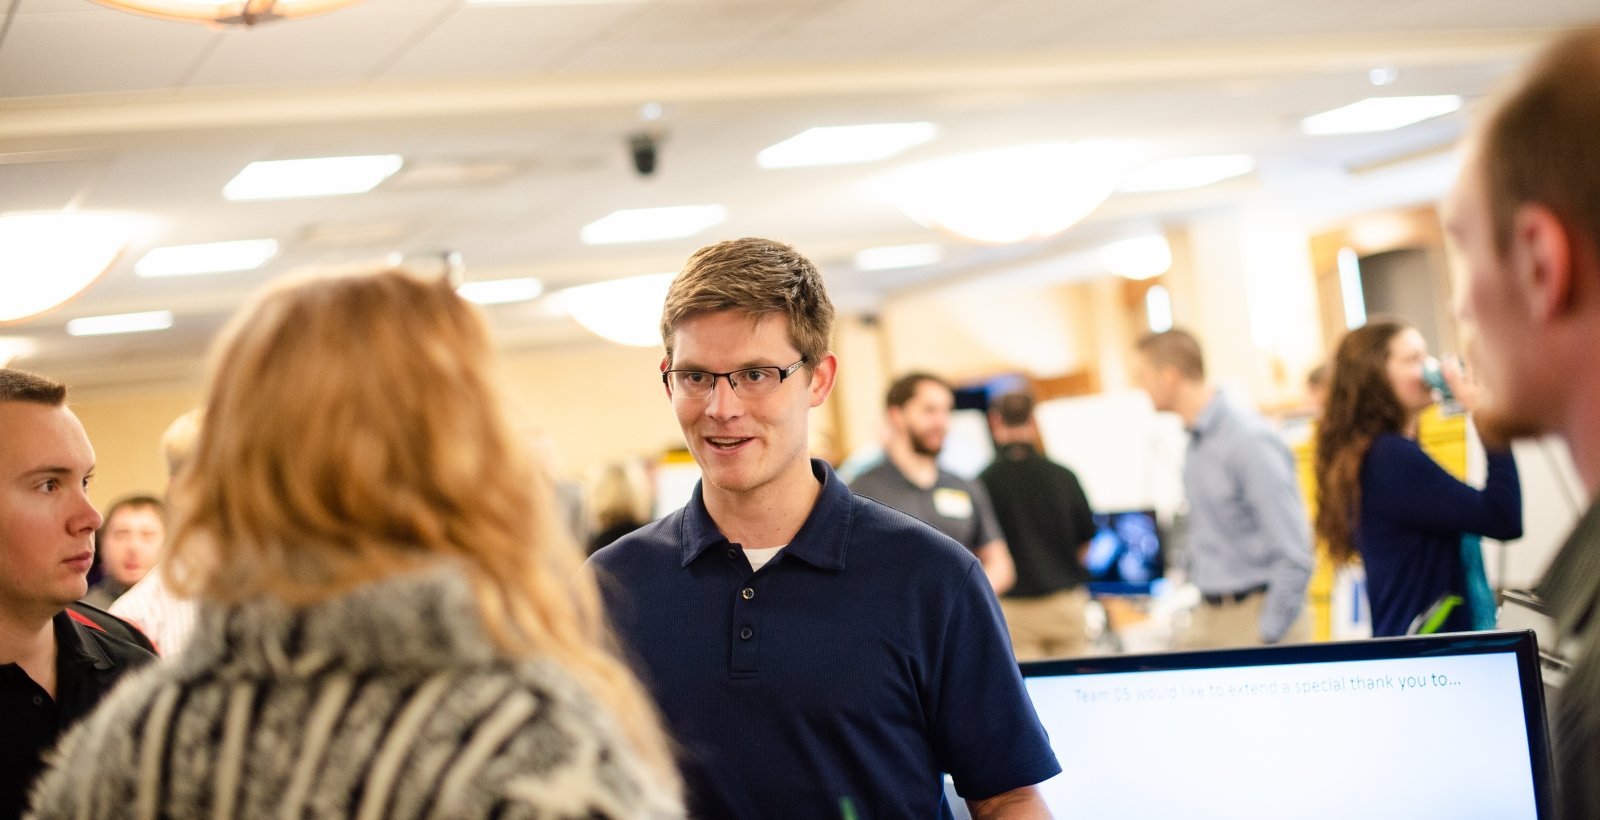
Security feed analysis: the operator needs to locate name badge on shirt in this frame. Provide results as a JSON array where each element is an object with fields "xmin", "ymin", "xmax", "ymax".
[{"xmin": 933, "ymin": 488, "xmax": 974, "ymax": 519}]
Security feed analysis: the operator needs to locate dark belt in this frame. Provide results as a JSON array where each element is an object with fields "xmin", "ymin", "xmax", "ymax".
[{"xmin": 1202, "ymin": 583, "xmax": 1268, "ymax": 606}]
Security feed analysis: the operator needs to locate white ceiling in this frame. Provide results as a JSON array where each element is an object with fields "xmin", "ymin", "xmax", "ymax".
[{"xmin": 2, "ymin": 0, "xmax": 1596, "ymax": 392}]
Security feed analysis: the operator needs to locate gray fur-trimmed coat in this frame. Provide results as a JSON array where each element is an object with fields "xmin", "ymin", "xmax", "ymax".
[{"xmin": 27, "ymin": 567, "xmax": 681, "ymax": 819}]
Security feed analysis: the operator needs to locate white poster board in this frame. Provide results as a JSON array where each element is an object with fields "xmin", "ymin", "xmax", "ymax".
[{"xmin": 1033, "ymin": 390, "xmax": 1188, "ymax": 518}]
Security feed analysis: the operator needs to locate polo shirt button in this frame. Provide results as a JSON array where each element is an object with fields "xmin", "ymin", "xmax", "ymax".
[
  {"xmin": 741, "ymin": 587, "xmax": 755, "ymax": 600},
  {"xmin": 726, "ymin": 547, "xmax": 738, "ymax": 559},
  {"xmin": 739, "ymin": 627, "xmax": 753, "ymax": 640},
  {"xmin": 32, "ymin": 696, "xmax": 43, "ymax": 706}
]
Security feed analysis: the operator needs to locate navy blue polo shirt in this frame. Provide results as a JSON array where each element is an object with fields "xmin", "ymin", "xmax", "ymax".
[{"xmin": 590, "ymin": 459, "xmax": 1060, "ymax": 819}]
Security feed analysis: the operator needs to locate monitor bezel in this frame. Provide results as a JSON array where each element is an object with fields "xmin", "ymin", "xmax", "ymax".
[{"xmin": 1020, "ymin": 630, "xmax": 1555, "ymax": 820}]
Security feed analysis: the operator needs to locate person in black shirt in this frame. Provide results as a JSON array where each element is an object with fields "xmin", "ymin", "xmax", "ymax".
[
  {"xmin": 979, "ymin": 391, "xmax": 1098, "ymax": 660},
  {"xmin": 0, "ymin": 368, "xmax": 155, "ymax": 818}
]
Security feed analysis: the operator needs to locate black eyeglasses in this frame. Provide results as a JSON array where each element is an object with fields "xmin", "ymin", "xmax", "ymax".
[{"xmin": 662, "ymin": 357, "xmax": 807, "ymax": 398}]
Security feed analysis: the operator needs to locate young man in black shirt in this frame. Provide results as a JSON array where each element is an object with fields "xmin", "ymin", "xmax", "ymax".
[{"xmin": 0, "ymin": 368, "xmax": 154, "ymax": 817}]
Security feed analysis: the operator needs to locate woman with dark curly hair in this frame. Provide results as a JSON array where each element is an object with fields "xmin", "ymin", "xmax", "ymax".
[{"xmin": 1314, "ymin": 318, "xmax": 1522, "ymax": 637}]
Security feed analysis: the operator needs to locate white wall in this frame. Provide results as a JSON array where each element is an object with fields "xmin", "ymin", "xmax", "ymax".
[{"xmin": 1466, "ymin": 427, "xmax": 1586, "ymax": 590}]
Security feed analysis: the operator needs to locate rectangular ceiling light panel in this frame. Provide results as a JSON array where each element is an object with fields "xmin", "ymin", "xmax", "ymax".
[
  {"xmin": 853, "ymin": 243, "xmax": 943, "ymax": 271},
  {"xmin": 223, "ymin": 155, "xmax": 404, "ymax": 201},
  {"xmin": 1301, "ymin": 96, "xmax": 1463, "ymax": 136},
  {"xmin": 66, "ymin": 310, "xmax": 174, "ymax": 336},
  {"xmin": 457, "ymin": 277, "xmax": 545, "ymax": 305},
  {"xmin": 135, "ymin": 238, "xmax": 280, "ymax": 277},
  {"xmin": 580, "ymin": 205, "xmax": 727, "ymax": 245},
  {"xmin": 758, "ymin": 123, "xmax": 937, "ymax": 169}
]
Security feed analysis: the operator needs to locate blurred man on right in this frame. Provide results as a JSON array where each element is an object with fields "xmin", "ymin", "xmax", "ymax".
[{"xmin": 1442, "ymin": 25, "xmax": 1600, "ymax": 820}]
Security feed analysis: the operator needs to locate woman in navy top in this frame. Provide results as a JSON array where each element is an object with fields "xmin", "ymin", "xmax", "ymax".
[{"xmin": 1314, "ymin": 318, "xmax": 1522, "ymax": 636}]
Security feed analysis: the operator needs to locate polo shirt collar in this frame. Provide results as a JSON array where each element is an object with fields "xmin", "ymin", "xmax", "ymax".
[
  {"xmin": 55, "ymin": 611, "xmax": 115, "ymax": 672},
  {"xmin": 678, "ymin": 458, "xmax": 851, "ymax": 572}
]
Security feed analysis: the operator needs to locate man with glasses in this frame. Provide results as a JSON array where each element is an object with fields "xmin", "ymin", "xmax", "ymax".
[{"xmin": 590, "ymin": 238, "xmax": 1058, "ymax": 819}]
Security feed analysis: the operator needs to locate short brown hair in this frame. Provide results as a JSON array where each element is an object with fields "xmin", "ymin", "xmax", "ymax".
[
  {"xmin": 1135, "ymin": 329, "xmax": 1206, "ymax": 381},
  {"xmin": 0, "ymin": 368, "xmax": 66, "ymax": 406},
  {"xmin": 103, "ymin": 494, "xmax": 167, "ymax": 530},
  {"xmin": 1478, "ymin": 25, "xmax": 1600, "ymax": 257},
  {"xmin": 660, "ymin": 237, "xmax": 835, "ymax": 367},
  {"xmin": 885, "ymin": 372, "xmax": 952, "ymax": 409},
  {"xmin": 991, "ymin": 392, "xmax": 1035, "ymax": 427}
]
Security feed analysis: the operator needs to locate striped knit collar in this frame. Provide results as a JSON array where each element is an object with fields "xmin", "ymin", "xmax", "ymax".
[{"xmin": 174, "ymin": 566, "xmax": 501, "ymax": 680}]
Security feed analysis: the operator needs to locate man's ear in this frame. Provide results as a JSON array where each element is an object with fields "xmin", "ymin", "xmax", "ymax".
[
  {"xmin": 806, "ymin": 353, "xmax": 838, "ymax": 408},
  {"xmin": 1514, "ymin": 203, "xmax": 1574, "ymax": 322},
  {"xmin": 660, "ymin": 355, "xmax": 672, "ymax": 398}
]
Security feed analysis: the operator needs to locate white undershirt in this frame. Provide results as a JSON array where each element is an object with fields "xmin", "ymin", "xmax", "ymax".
[{"xmin": 743, "ymin": 545, "xmax": 785, "ymax": 571}]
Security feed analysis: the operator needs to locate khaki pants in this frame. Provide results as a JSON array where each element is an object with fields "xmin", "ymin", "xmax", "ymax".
[
  {"xmin": 1180, "ymin": 589, "xmax": 1310, "ymax": 650},
  {"xmin": 1000, "ymin": 587, "xmax": 1091, "ymax": 661}
]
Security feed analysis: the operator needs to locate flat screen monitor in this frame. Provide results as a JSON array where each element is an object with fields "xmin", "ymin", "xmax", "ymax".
[
  {"xmin": 1020, "ymin": 631, "xmax": 1554, "ymax": 819},
  {"xmin": 1085, "ymin": 509, "xmax": 1164, "ymax": 595}
]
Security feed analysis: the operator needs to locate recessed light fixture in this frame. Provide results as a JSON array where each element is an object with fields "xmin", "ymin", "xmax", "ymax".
[
  {"xmin": 1119, "ymin": 154, "xmax": 1256, "ymax": 193},
  {"xmin": 457, "ymin": 277, "xmax": 545, "ymax": 305},
  {"xmin": 0, "ymin": 212, "xmax": 151, "ymax": 324},
  {"xmin": 1300, "ymin": 95, "xmax": 1462, "ymax": 135},
  {"xmin": 135, "ymin": 238, "xmax": 280, "ymax": 278},
  {"xmin": 758, "ymin": 123, "xmax": 937, "ymax": 169},
  {"xmin": 1099, "ymin": 235, "xmax": 1172, "ymax": 280},
  {"xmin": 558, "ymin": 272, "xmax": 675, "ymax": 347},
  {"xmin": 1145, "ymin": 285, "xmax": 1173, "ymax": 332},
  {"xmin": 1338, "ymin": 247, "xmax": 1367, "ymax": 329},
  {"xmin": 223, "ymin": 155, "xmax": 404, "ymax": 201},
  {"xmin": 66, "ymin": 310, "xmax": 174, "ymax": 337},
  {"xmin": 580, "ymin": 205, "xmax": 726, "ymax": 245},
  {"xmin": 853, "ymin": 243, "xmax": 943, "ymax": 271}
]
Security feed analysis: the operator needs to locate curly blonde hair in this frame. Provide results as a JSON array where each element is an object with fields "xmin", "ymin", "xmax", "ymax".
[{"xmin": 165, "ymin": 267, "xmax": 678, "ymax": 790}]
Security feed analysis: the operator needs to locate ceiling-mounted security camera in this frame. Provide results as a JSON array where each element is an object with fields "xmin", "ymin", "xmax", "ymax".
[{"xmin": 629, "ymin": 131, "xmax": 660, "ymax": 177}]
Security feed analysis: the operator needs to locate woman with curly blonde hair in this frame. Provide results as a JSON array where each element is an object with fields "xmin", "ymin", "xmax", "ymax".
[{"xmin": 29, "ymin": 267, "xmax": 681, "ymax": 819}]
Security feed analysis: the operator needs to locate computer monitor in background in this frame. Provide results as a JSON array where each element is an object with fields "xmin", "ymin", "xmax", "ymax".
[
  {"xmin": 1085, "ymin": 509, "xmax": 1165, "ymax": 595},
  {"xmin": 1021, "ymin": 631, "xmax": 1553, "ymax": 820}
]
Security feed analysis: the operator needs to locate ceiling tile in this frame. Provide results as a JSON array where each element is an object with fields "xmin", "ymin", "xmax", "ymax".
[
  {"xmin": 0, "ymin": 156, "xmax": 108, "ymax": 211},
  {"xmin": 382, "ymin": 3, "xmax": 648, "ymax": 79},
  {"xmin": 0, "ymin": 12, "xmax": 213, "ymax": 97},
  {"xmin": 181, "ymin": 0, "xmax": 457, "ymax": 88}
]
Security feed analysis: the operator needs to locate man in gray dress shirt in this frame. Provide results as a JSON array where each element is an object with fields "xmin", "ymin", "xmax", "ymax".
[
  {"xmin": 1133, "ymin": 330, "xmax": 1312, "ymax": 648},
  {"xmin": 1441, "ymin": 25, "xmax": 1600, "ymax": 820}
]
